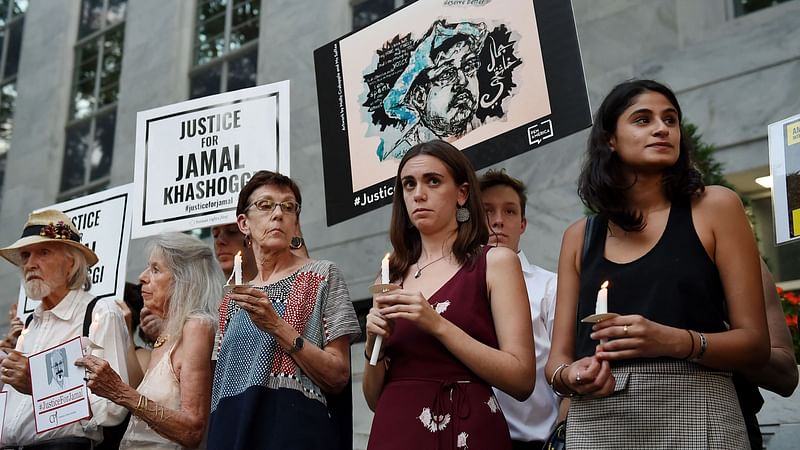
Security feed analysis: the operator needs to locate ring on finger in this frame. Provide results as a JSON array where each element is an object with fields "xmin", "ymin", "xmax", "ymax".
[
  {"xmin": 623, "ymin": 324, "xmax": 629, "ymax": 335},
  {"xmin": 575, "ymin": 371, "xmax": 582, "ymax": 384}
]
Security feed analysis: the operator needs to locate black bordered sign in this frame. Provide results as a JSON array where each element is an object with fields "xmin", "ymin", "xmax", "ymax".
[
  {"xmin": 314, "ymin": 0, "xmax": 591, "ymax": 225},
  {"xmin": 131, "ymin": 81, "xmax": 290, "ymax": 238},
  {"xmin": 17, "ymin": 184, "xmax": 132, "ymax": 321}
]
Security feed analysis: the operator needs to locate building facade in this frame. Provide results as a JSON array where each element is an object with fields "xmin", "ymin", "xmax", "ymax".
[{"xmin": 0, "ymin": 0, "xmax": 798, "ymax": 448}]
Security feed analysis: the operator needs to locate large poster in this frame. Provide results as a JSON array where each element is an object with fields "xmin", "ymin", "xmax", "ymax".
[
  {"xmin": 768, "ymin": 113, "xmax": 800, "ymax": 244},
  {"xmin": 132, "ymin": 81, "xmax": 290, "ymax": 238},
  {"xmin": 17, "ymin": 184, "xmax": 133, "ymax": 321},
  {"xmin": 314, "ymin": 0, "xmax": 591, "ymax": 225}
]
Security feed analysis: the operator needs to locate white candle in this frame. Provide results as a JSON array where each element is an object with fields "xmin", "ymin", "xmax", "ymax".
[
  {"xmin": 234, "ymin": 251, "xmax": 243, "ymax": 285},
  {"xmin": 371, "ymin": 253, "xmax": 391, "ymax": 366},
  {"xmin": 381, "ymin": 253, "xmax": 390, "ymax": 285},
  {"xmin": 595, "ymin": 280, "xmax": 609, "ymax": 315}
]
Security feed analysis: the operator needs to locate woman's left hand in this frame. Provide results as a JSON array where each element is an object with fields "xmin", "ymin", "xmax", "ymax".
[
  {"xmin": 591, "ymin": 314, "xmax": 683, "ymax": 360},
  {"xmin": 376, "ymin": 289, "xmax": 443, "ymax": 336},
  {"xmin": 230, "ymin": 286, "xmax": 284, "ymax": 334},
  {"xmin": 75, "ymin": 355, "xmax": 125, "ymax": 403}
]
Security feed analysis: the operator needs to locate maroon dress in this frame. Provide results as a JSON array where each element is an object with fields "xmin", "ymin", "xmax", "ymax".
[{"xmin": 368, "ymin": 247, "xmax": 512, "ymax": 450}]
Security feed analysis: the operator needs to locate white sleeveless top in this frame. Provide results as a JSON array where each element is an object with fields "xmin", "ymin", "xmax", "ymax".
[{"xmin": 120, "ymin": 341, "xmax": 186, "ymax": 450}]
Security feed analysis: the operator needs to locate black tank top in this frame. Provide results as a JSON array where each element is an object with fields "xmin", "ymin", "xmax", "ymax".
[{"xmin": 576, "ymin": 198, "xmax": 728, "ymax": 359}]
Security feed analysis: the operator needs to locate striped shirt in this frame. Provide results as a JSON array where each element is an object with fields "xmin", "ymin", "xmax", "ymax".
[{"xmin": 212, "ymin": 259, "xmax": 360, "ymax": 409}]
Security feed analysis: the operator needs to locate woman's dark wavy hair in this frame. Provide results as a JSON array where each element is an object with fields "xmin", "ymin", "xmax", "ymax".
[
  {"xmin": 578, "ymin": 79, "xmax": 704, "ymax": 231},
  {"xmin": 388, "ymin": 140, "xmax": 488, "ymax": 282}
]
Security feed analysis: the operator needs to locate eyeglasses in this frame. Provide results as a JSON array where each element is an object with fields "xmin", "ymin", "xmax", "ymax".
[
  {"xmin": 245, "ymin": 198, "xmax": 301, "ymax": 215},
  {"xmin": 429, "ymin": 56, "xmax": 480, "ymax": 86}
]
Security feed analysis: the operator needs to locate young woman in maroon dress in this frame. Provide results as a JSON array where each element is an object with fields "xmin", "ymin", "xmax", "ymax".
[{"xmin": 363, "ymin": 140, "xmax": 535, "ymax": 449}]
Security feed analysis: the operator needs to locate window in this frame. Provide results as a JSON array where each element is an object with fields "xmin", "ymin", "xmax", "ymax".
[
  {"xmin": 189, "ymin": 0, "xmax": 260, "ymax": 99},
  {"xmin": 352, "ymin": 0, "xmax": 416, "ymax": 30},
  {"xmin": 60, "ymin": 0, "xmax": 126, "ymax": 200},
  {"xmin": 0, "ymin": 0, "xmax": 26, "ymax": 208},
  {"xmin": 732, "ymin": 0, "xmax": 794, "ymax": 17}
]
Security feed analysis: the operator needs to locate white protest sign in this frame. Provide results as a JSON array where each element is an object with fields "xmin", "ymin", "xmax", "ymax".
[
  {"xmin": 29, "ymin": 337, "xmax": 91, "ymax": 433},
  {"xmin": 768, "ymin": 112, "xmax": 800, "ymax": 244},
  {"xmin": 17, "ymin": 184, "xmax": 133, "ymax": 321},
  {"xmin": 132, "ymin": 81, "xmax": 290, "ymax": 238}
]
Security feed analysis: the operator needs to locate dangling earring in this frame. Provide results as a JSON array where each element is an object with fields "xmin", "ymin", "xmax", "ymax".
[
  {"xmin": 456, "ymin": 204, "xmax": 470, "ymax": 223},
  {"xmin": 290, "ymin": 236, "xmax": 304, "ymax": 249},
  {"xmin": 243, "ymin": 234, "xmax": 252, "ymax": 248}
]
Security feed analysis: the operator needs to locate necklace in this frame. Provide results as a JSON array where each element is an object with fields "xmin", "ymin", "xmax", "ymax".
[
  {"xmin": 414, "ymin": 255, "xmax": 447, "ymax": 279},
  {"xmin": 153, "ymin": 335, "xmax": 170, "ymax": 348}
]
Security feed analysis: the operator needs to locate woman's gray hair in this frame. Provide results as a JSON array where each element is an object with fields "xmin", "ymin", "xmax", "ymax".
[
  {"xmin": 147, "ymin": 232, "xmax": 224, "ymax": 338},
  {"xmin": 64, "ymin": 246, "xmax": 91, "ymax": 291}
]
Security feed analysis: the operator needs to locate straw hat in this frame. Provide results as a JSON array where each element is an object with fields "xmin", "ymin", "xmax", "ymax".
[{"xmin": 0, "ymin": 209, "xmax": 98, "ymax": 267}]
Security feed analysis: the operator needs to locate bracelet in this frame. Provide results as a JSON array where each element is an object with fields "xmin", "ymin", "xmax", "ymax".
[
  {"xmin": 689, "ymin": 332, "xmax": 707, "ymax": 362},
  {"xmin": 549, "ymin": 363, "xmax": 576, "ymax": 398},
  {"xmin": 364, "ymin": 348, "xmax": 385, "ymax": 363},
  {"xmin": 682, "ymin": 329, "xmax": 695, "ymax": 360}
]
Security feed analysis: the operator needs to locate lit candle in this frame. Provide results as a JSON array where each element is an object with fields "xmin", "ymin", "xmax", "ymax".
[
  {"xmin": 371, "ymin": 253, "xmax": 391, "ymax": 366},
  {"xmin": 595, "ymin": 280, "xmax": 609, "ymax": 315},
  {"xmin": 234, "ymin": 251, "xmax": 243, "ymax": 285},
  {"xmin": 381, "ymin": 253, "xmax": 390, "ymax": 285},
  {"xmin": 17, "ymin": 327, "xmax": 28, "ymax": 350}
]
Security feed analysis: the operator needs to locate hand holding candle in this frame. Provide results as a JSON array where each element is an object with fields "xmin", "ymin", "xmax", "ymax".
[{"xmin": 370, "ymin": 253, "xmax": 391, "ymax": 366}]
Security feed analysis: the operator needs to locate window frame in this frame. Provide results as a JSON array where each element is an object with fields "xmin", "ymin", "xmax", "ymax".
[
  {"xmin": 189, "ymin": 0, "xmax": 260, "ymax": 97},
  {"xmin": 60, "ymin": 0, "xmax": 126, "ymax": 201}
]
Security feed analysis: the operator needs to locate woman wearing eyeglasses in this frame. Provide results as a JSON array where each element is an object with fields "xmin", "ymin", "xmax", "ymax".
[{"xmin": 206, "ymin": 170, "xmax": 361, "ymax": 450}]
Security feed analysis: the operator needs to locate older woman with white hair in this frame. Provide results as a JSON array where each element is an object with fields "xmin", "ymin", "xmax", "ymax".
[{"xmin": 77, "ymin": 232, "xmax": 224, "ymax": 449}]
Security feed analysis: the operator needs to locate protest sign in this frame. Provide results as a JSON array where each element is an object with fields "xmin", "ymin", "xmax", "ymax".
[
  {"xmin": 28, "ymin": 337, "xmax": 91, "ymax": 433},
  {"xmin": 314, "ymin": 0, "xmax": 591, "ymax": 225},
  {"xmin": 768, "ymin": 113, "xmax": 800, "ymax": 244},
  {"xmin": 131, "ymin": 81, "xmax": 290, "ymax": 237},
  {"xmin": 17, "ymin": 184, "xmax": 132, "ymax": 321}
]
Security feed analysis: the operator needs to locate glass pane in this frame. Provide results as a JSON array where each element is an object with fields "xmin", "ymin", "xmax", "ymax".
[
  {"xmin": 106, "ymin": 0, "xmax": 127, "ymax": 28},
  {"xmin": 198, "ymin": 0, "xmax": 227, "ymax": 22},
  {"xmin": 226, "ymin": 48, "xmax": 257, "ymax": 92},
  {"xmin": 734, "ymin": 0, "xmax": 793, "ymax": 16},
  {"xmin": 90, "ymin": 110, "xmax": 115, "ymax": 181},
  {"xmin": 232, "ymin": 0, "xmax": 259, "ymax": 28},
  {"xmin": 12, "ymin": 0, "xmax": 27, "ymax": 16},
  {"xmin": 99, "ymin": 28, "xmax": 124, "ymax": 108},
  {"xmin": 0, "ymin": 82, "xmax": 16, "ymax": 157},
  {"xmin": 229, "ymin": 19, "xmax": 258, "ymax": 51},
  {"xmin": 73, "ymin": 40, "xmax": 99, "ymax": 118},
  {"xmin": 352, "ymin": 0, "xmax": 394, "ymax": 30},
  {"xmin": 0, "ymin": 0, "xmax": 7, "ymax": 28},
  {"xmin": 61, "ymin": 121, "xmax": 91, "ymax": 191},
  {"xmin": 194, "ymin": 31, "xmax": 226, "ymax": 65},
  {"xmin": 189, "ymin": 64, "xmax": 222, "ymax": 99},
  {"xmin": 4, "ymin": 18, "xmax": 23, "ymax": 78},
  {"xmin": 78, "ymin": 0, "xmax": 104, "ymax": 38}
]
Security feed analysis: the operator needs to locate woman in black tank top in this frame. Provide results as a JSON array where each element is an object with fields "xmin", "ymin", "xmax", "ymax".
[{"xmin": 545, "ymin": 80, "xmax": 769, "ymax": 449}]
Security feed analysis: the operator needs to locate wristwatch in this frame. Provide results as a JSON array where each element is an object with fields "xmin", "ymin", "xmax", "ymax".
[{"xmin": 287, "ymin": 335, "xmax": 304, "ymax": 355}]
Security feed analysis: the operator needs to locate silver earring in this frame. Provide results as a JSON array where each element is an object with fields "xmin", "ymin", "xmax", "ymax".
[{"xmin": 456, "ymin": 206, "xmax": 470, "ymax": 223}]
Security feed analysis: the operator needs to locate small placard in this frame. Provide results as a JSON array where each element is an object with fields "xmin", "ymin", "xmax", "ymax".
[{"xmin": 28, "ymin": 336, "xmax": 91, "ymax": 433}]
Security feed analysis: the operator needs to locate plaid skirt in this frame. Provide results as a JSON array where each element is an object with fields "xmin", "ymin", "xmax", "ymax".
[{"xmin": 566, "ymin": 359, "xmax": 749, "ymax": 450}]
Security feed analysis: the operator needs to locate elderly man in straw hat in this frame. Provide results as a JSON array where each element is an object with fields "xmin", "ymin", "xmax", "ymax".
[{"xmin": 0, "ymin": 210, "xmax": 129, "ymax": 450}]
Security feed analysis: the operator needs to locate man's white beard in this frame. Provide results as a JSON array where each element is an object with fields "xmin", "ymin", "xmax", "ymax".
[{"xmin": 24, "ymin": 278, "xmax": 52, "ymax": 300}]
